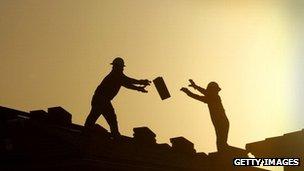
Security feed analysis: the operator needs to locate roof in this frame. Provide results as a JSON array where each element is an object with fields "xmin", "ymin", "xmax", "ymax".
[
  {"xmin": 246, "ymin": 129, "xmax": 304, "ymax": 158},
  {"xmin": 1, "ymin": 106, "xmax": 268, "ymax": 171}
]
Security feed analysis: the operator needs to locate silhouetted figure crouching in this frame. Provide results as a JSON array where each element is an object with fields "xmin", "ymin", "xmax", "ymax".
[
  {"xmin": 85, "ymin": 57, "xmax": 151, "ymax": 138},
  {"xmin": 181, "ymin": 80, "xmax": 229, "ymax": 151}
]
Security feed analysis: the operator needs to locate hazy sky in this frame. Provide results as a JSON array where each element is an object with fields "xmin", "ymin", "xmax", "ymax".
[{"xmin": 1, "ymin": 0, "xmax": 303, "ymax": 159}]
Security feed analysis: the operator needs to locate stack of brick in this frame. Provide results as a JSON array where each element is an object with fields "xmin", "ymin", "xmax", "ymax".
[
  {"xmin": 170, "ymin": 136, "xmax": 196, "ymax": 155},
  {"xmin": 30, "ymin": 110, "xmax": 48, "ymax": 122},
  {"xmin": 47, "ymin": 107, "xmax": 72, "ymax": 126},
  {"xmin": 29, "ymin": 107, "xmax": 72, "ymax": 127},
  {"xmin": 133, "ymin": 127, "xmax": 156, "ymax": 145}
]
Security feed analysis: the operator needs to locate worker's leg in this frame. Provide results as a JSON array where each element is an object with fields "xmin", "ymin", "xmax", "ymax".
[
  {"xmin": 85, "ymin": 95, "xmax": 105, "ymax": 129},
  {"xmin": 215, "ymin": 127, "xmax": 222, "ymax": 151},
  {"xmin": 84, "ymin": 105, "xmax": 102, "ymax": 129},
  {"xmin": 222, "ymin": 121, "xmax": 229, "ymax": 146},
  {"xmin": 102, "ymin": 102, "xmax": 120, "ymax": 137},
  {"xmin": 215, "ymin": 121, "xmax": 229, "ymax": 152}
]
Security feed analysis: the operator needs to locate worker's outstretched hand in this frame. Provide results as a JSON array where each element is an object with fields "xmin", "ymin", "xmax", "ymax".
[
  {"xmin": 138, "ymin": 86, "xmax": 148, "ymax": 93},
  {"xmin": 139, "ymin": 79, "xmax": 151, "ymax": 86},
  {"xmin": 180, "ymin": 87, "xmax": 190, "ymax": 93},
  {"xmin": 188, "ymin": 79, "xmax": 197, "ymax": 89}
]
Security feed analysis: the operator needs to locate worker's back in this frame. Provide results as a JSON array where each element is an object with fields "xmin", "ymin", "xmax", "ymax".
[
  {"xmin": 206, "ymin": 94, "xmax": 229, "ymax": 128},
  {"xmin": 94, "ymin": 71, "xmax": 124, "ymax": 100}
]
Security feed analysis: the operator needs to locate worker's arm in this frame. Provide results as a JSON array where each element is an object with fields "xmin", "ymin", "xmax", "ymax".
[
  {"xmin": 123, "ymin": 83, "xmax": 148, "ymax": 93},
  {"xmin": 180, "ymin": 87, "xmax": 207, "ymax": 103},
  {"xmin": 188, "ymin": 79, "xmax": 207, "ymax": 95},
  {"xmin": 122, "ymin": 75, "xmax": 150, "ymax": 92},
  {"xmin": 122, "ymin": 74, "xmax": 151, "ymax": 86}
]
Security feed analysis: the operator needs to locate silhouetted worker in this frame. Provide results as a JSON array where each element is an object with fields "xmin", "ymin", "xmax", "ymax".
[
  {"xmin": 181, "ymin": 80, "xmax": 229, "ymax": 151},
  {"xmin": 85, "ymin": 57, "xmax": 151, "ymax": 137}
]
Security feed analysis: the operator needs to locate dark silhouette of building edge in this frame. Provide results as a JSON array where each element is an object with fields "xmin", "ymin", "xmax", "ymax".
[
  {"xmin": 1, "ymin": 106, "xmax": 302, "ymax": 171},
  {"xmin": 246, "ymin": 130, "xmax": 304, "ymax": 171}
]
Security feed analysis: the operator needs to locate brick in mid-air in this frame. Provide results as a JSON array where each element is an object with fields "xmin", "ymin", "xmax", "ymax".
[{"xmin": 153, "ymin": 77, "xmax": 171, "ymax": 100}]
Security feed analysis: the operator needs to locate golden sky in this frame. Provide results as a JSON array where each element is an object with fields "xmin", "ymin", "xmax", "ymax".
[{"xmin": 1, "ymin": 0, "xmax": 303, "ymax": 161}]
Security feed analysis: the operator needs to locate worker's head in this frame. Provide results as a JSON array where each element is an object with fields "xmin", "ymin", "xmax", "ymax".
[
  {"xmin": 111, "ymin": 57, "xmax": 125, "ymax": 72},
  {"xmin": 206, "ymin": 82, "xmax": 221, "ymax": 94}
]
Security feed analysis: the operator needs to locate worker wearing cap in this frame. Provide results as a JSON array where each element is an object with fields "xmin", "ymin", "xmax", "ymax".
[
  {"xmin": 85, "ymin": 57, "xmax": 151, "ymax": 137},
  {"xmin": 181, "ymin": 80, "xmax": 229, "ymax": 151}
]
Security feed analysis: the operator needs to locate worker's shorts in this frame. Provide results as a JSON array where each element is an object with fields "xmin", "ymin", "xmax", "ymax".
[{"xmin": 90, "ymin": 94, "xmax": 117, "ymax": 124}]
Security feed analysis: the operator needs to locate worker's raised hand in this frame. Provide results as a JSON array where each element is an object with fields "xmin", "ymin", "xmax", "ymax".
[
  {"xmin": 180, "ymin": 87, "xmax": 189, "ymax": 93},
  {"xmin": 139, "ymin": 79, "xmax": 151, "ymax": 86},
  {"xmin": 188, "ymin": 79, "xmax": 197, "ymax": 88}
]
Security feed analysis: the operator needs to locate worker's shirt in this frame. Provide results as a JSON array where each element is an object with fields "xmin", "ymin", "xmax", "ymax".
[
  {"xmin": 93, "ymin": 71, "xmax": 137, "ymax": 100},
  {"xmin": 202, "ymin": 94, "xmax": 229, "ymax": 127}
]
